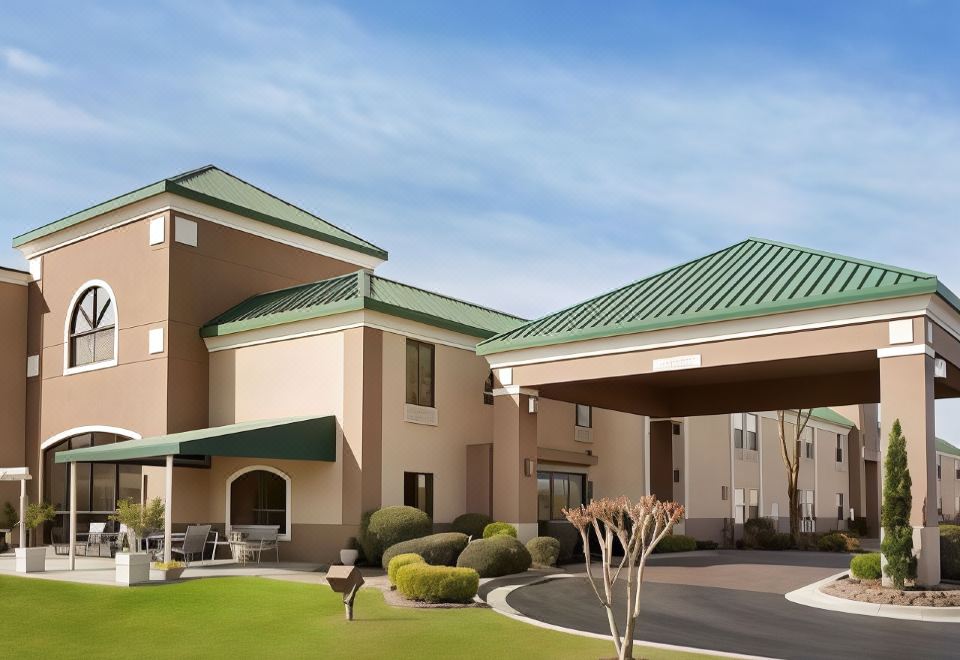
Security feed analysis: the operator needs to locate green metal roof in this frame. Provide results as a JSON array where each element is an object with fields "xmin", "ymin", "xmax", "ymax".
[
  {"xmin": 810, "ymin": 408, "xmax": 854, "ymax": 428},
  {"xmin": 202, "ymin": 270, "xmax": 526, "ymax": 340},
  {"xmin": 55, "ymin": 416, "xmax": 336, "ymax": 463},
  {"xmin": 478, "ymin": 238, "xmax": 960, "ymax": 356},
  {"xmin": 937, "ymin": 438, "xmax": 960, "ymax": 458},
  {"xmin": 13, "ymin": 165, "xmax": 388, "ymax": 260}
]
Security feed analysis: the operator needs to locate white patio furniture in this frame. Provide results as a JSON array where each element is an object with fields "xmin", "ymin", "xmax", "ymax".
[
  {"xmin": 229, "ymin": 525, "xmax": 280, "ymax": 563},
  {"xmin": 170, "ymin": 525, "xmax": 212, "ymax": 566}
]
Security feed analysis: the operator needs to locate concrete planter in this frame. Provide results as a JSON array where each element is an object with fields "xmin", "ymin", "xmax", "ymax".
[
  {"xmin": 150, "ymin": 566, "xmax": 186, "ymax": 581},
  {"xmin": 115, "ymin": 552, "xmax": 150, "ymax": 586},
  {"xmin": 340, "ymin": 549, "xmax": 359, "ymax": 566},
  {"xmin": 15, "ymin": 547, "xmax": 46, "ymax": 573}
]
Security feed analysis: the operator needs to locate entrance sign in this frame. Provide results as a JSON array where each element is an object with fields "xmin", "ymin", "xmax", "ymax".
[{"xmin": 652, "ymin": 354, "xmax": 702, "ymax": 372}]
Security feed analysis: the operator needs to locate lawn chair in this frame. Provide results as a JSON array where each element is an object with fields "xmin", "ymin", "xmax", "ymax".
[
  {"xmin": 230, "ymin": 525, "xmax": 280, "ymax": 563},
  {"xmin": 170, "ymin": 525, "xmax": 211, "ymax": 566}
]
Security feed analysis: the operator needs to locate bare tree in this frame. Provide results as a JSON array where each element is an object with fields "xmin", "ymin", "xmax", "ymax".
[
  {"xmin": 564, "ymin": 496, "xmax": 684, "ymax": 660},
  {"xmin": 778, "ymin": 409, "xmax": 813, "ymax": 543}
]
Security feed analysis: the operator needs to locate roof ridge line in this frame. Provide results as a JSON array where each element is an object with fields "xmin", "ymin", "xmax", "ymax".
[
  {"xmin": 369, "ymin": 273, "xmax": 527, "ymax": 321},
  {"xmin": 747, "ymin": 237, "xmax": 937, "ymax": 280}
]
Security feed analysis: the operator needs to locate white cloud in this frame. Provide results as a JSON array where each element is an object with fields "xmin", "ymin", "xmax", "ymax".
[{"xmin": 2, "ymin": 47, "xmax": 54, "ymax": 76}]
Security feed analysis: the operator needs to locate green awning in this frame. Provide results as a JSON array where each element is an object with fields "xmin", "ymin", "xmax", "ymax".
[{"xmin": 55, "ymin": 416, "xmax": 336, "ymax": 464}]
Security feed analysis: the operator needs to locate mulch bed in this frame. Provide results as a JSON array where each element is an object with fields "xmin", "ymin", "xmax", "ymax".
[
  {"xmin": 822, "ymin": 577, "xmax": 960, "ymax": 607},
  {"xmin": 382, "ymin": 587, "xmax": 488, "ymax": 609}
]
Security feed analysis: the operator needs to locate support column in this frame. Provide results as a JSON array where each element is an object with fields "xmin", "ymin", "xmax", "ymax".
[
  {"xmin": 69, "ymin": 461, "xmax": 77, "ymax": 570},
  {"xmin": 19, "ymin": 478, "xmax": 27, "ymax": 550},
  {"xmin": 492, "ymin": 389, "xmax": 538, "ymax": 542},
  {"xmin": 164, "ymin": 455, "xmax": 173, "ymax": 564},
  {"xmin": 879, "ymin": 349, "xmax": 940, "ymax": 586}
]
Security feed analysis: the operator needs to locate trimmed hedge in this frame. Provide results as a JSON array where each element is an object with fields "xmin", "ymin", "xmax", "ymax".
[
  {"xmin": 941, "ymin": 524, "xmax": 960, "ymax": 580},
  {"xmin": 695, "ymin": 539, "xmax": 719, "ymax": 550},
  {"xmin": 527, "ymin": 536, "xmax": 561, "ymax": 567},
  {"xmin": 387, "ymin": 553, "xmax": 424, "ymax": 585},
  {"xmin": 850, "ymin": 552, "xmax": 881, "ymax": 580},
  {"xmin": 818, "ymin": 532, "xmax": 850, "ymax": 552},
  {"xmin": 540, "ymin": 521, "xmax": 580, "ymax": 564},
  {"xmin": 742, "ymin": 518, "xmax": 777, "ymax": 550},
  {"xmin": 359, "ymin": 506, "xmax": 432, "ymax": 565},
  {"xmin": 483, "ymin": 522, "xmax": 517, "ymax": 539},
  {"xmin": 457, "ymin": 535, "xmax": 532, "ymax": 577},
  {"xmin": 451, "ymin": 513, "xmax": 492, "ymax": 539},
  {"xmin": 395, "ymin": 564, "xmax": 479, "ymax": 603},
  {"xmin": 653, "ymin": 534, "xmax": 697, "ymax": 553},
  {"xmin": 768, "ymin": 533, "xmax": 794, "ymax": 551},
  {"xmin": 381, "ymin": 532, "xmax": 470, "ymax": 570}
]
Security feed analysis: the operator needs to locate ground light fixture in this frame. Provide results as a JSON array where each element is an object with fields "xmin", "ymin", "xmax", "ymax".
[{"xmin": 326, "ymin": 565, "xmax": 365, "ymax": 620}]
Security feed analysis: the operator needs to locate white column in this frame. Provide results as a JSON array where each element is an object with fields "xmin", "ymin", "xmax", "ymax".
[
  {"xmin": 643, "ymin": 416, "xmax": 651, "ymax": 496},
  {"xmin": 19, "ymin": 479, "xmax": 27, "ymax": 549},
  {"xmin": 69, "ymin": 462, "xmax": 77, "ymax": 570},
  {"xmin": 164, "ymin": 455, "xmax": 173, "ymax": 563}
]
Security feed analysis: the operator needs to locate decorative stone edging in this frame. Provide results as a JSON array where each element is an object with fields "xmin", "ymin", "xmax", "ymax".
[{"xmin": 784, "ymin": 571, "xmax": 960, "ymax": 622}]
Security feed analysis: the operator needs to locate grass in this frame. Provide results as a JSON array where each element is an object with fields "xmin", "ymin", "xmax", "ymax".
[{"xmin": 0, "ymin": 575, "xmax": 712, "ymax": 659}]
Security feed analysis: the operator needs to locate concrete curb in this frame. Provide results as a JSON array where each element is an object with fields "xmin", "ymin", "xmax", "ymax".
[
  {"xmin": 784, "ymin": 571, "xmax": 960, "ymax": 622},
  {"xmin": 484, "ymin": 574, "xmax": 774, "ymax": 660}
]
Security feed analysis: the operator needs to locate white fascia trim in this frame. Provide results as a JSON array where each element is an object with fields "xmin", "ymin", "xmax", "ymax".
[
  {"xmin": 62, "ymin": 279, "xmax": 120, "ymax": 377},
  {"xmin": 492, "ymin": 386, "xmax": 539, "ymax": 397},
  {"xmin": 876, "ymin": 344, "xmax": 935, "ymax": 359},
  {"xmin": 42, "ymin": 426, "xmax": 142, "ymax": 451},
  {"xmin": 0, "ymin": 270, "xmax": 30, "ymax": 286},
  {"xmin": 204, "ymin": 309, "xmax": 483, "ymax": 353},
  {"xmin": 926, "ymin": 297, "xmax": 960, "ymax": 345},
  {"xmin": 16, "ymin": 192, "xmax": 384, "ymax": 270},
  {"xmin": 225, "ymin": 464, "xmax": 292, "ymax": 542},
  {"xmin": 485, "ymin": 296, "xmax": 934, "ymax": 369}
]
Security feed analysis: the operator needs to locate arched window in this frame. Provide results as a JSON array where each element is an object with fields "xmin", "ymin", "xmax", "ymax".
[
  {"xmin": 226, "ymin": 466, "xmax": 291, "ymax": 541},
  {"xmin": 68, "ymin": 284, "xmax": 116, "ymax": 369}
]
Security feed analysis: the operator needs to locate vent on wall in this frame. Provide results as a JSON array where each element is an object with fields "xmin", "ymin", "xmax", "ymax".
[{"xmin": 575, "ymin": 426, "xmax": 592, "ymax": 443}]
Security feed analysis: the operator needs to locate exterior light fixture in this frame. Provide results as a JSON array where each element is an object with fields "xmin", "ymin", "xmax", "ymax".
[
  {"xmin": 524, "ymin": 458, "xmax": 535, "ymax": 477},
  {"xmin": 326, "ymin": 565, "xmax": 365, "ymax": 620}
]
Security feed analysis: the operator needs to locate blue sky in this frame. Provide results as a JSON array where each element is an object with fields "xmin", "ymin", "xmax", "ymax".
[{"xmin": 3, "ymin": 1, "xmax": 960, "ymax": 438}]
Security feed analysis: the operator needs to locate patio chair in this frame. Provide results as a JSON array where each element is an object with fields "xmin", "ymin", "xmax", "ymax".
[
  {"xmin": 231, "ymin": 525, "xmax": 280, "ymax": 563},
  {"xmin": 170, "ymin": 525, "xmax": 211, "ymax": 566}
]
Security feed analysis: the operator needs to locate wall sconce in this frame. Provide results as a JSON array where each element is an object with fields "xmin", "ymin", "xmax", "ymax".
[
  {"xmin": 524, "ymin": 458, "xmax": 535, "ymax": 477},
  {"xmin": 528, "ymin": 396, "xmax": 539, "ymax": 414}
]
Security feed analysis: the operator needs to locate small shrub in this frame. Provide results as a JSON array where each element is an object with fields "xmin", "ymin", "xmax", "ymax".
[
  {"xmin": 850, "ymin": 552, "xmax": 882, "ymax": 580},
  {"xmin": 457, "ymin": 535, "xmax": 532, "ymax": 577},
  {"xmin": 451, "ymin": 513, "xmax": 492, "ymax": 539},
  {"xmin": 796, "ymin": 533, "xmax": 820, "ymax": 551},
  {"xmin": 941, "ymin": 525, "xmax": 960, "ymax": 580},
  {"xmin": 653, "ymin": 534, "xmax": 697, "ymax": 553},
  {"xmin": 540, "ymin": 521, "xmax": 580, "ymax": 563},
  {"xmin": 483, "ymin": 522, "xmax": 517, "ymax": 539},
  {"xmin": 695, "ymin": 539, "xmax": 719, "ymax": 550},
  {"xmin": 527, "ymin": 536, "xmax": 561, "ymax": 566},
  {"xmin": 768, "ymin": 533, "xmax": 794, "ymax": 551},
  {"xmin": 742, "ymin": 518, "xmax": 777, "ymax": 550},
  {"xmin": 395, "ymin": 564, "xmax": 479, "ymax": 603},
  {"xmin": 387, "ymin": 553, "xmax": 424, "ymax": 585},
  {"xmin": 381, "ymin": 532, "xmax": 470, "ymax": 569},
  {"xmin": 818, "ymin": 532, "xmax": 848, "ymax": 552},
  {"xmin": 151, "ymin": 561, "xmax": 185, "ymax": 570},
  {"xmin": 358, "ymin": 506, "xmax": 432, "ymax": 565}
]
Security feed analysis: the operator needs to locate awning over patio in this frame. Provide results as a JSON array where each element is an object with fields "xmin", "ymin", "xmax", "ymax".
[{"xmin": 54, "ymin": 416, "xmax": 336, "ymax": 464}]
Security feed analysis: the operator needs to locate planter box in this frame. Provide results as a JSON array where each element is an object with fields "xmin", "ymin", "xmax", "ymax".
[
  {"xmin": 15, "ymin": 547, "xmax": 46, "ymax": 573},
  {"xmin": 115, "ymin": 552, "xmax": 150, "ymax": 586},
  {"xmin": 340, "ymin": 549, "xmax": 359, "ymax": 566},
  {"xmin": 150, "ymin": 566, "xmax": 186, "ymax": 581}
]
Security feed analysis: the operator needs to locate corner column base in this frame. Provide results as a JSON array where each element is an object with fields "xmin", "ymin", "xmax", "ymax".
[
  {"xmin": 914, "ymin": 525, "xmax": 941, "ymax": 587},
  {"xmin": 510, "ymin": 523, "xmax": 539, "ymax": 543}
]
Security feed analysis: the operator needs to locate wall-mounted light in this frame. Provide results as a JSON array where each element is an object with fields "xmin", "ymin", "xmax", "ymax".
[
  {"xmin": 524, "ymin": 458, "xmax": 535, "ymax": 477},
  {"xmin": 528, "ymin": 397, "xmax": 539, "ymax": 414}
]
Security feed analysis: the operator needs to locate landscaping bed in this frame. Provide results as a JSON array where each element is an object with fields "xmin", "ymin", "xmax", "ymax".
[
  {"xmin": 383, "ymin": 586, "xmax": 488, "ymax": 609},
  {"xmin": 822, "ymin": 577, "xmax": 960, "ymax": 607}
]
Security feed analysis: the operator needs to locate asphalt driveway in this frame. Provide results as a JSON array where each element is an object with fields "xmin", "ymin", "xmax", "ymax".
[{"xmin": 498, "ymin": 551, "xmax": 960, "ymax": 660}]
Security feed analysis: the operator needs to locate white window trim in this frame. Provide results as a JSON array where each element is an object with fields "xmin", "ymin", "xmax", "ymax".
[
  {"xmin": 42, "ymin": 425, "xmax": 142, "ymax": 451},
  {"xmin": 225, "ymin": 465, "xmax": 292, "ymax": 542},
  {"xmin": 62, "ymin": 279, "xmax": 119, "ymax": 376}
]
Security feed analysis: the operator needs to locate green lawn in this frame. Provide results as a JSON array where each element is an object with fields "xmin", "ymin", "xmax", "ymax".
[{"xmin": 0, "ymin": 575, "xmax": 711, "ymax": 659}]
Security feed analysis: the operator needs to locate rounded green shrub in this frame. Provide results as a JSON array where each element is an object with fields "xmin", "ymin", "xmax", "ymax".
[
  {"xmin": 850, "ymin": 552, "xmax": 882, "ymax": 580},
  {"xmin": 817, "ymin": 532, "xmax": 848, "ymax": 552},
  {"xmin": 451, "ymin": 513, "xmax": 493, "ymax": 539},
  {"xmin": 358, "ymin": 506, "xmax": 432, "ymax": 565},
  {"xmin": 395, "ymin": 564, "xmax": 480, "ymax": 603},
  {"xmin": 941, "ymin": 524, "xmax": 960, "ymax": 580},
  {"xmin": 653, "ymin": 534, "xmax": 697, "ymax": 553},
  {"xmin": 387, "ymin": 553, "xmax": 424, "ymax": 585},
  {"xmin": 526, "ymin": 536, "xmax": 561, "ymax": 567},
  {"xmin": 742, "ymin": 518, "xmax": 777, "ymax": 549},
  {"xmin": 483, "ymin": 522, "xmax": 517, "ymax": 539},
  {"xmin": 695, "ymin": 539, "xmax": 719, "ymax": 550},
  {"xmin": 381, "ymin": 532, "xmax": 470, "ymax": 569},
  {"xmin": 768, "ymin": 533, "xmax": 794, "ymax": 551},
  {"xmin": 457, "ymin": 535, "xmax": 532, "ymax": 577}
]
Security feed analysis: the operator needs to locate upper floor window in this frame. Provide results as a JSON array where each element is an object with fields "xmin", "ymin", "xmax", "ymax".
[
  {"xmin": 68, "ymin": 284, "xmax": 116, "ymax": 369},
  {"xmin": 733, "ymin": 413, "xmax": 757, "ymax": 450},
  {"xmin": 405, "ymin": 339, "xmax": 435, "ymax": 408},
  {"xmin": 835, "ymin": 434, "xmax": 844, "ymax": 463},
  {"xmin": 483, "ymin": 371, "xmax": 494, "ymax": 406},
  {"xmin": 937, "ymin": 455, "xmax": 942, "ymax": 480},
  {"xmin": 575, "ymin": 404, "xmax": 592, "ymax": 428},
  {"xmin": 803, "ymin": 427, "xmax": 814, "ymax": 459}
]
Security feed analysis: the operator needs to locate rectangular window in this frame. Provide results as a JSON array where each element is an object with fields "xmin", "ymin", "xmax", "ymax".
[
  {"xmin": 836, "ymin": 493, "xmax": 844, "ymax": 521},
  {"xmin": 801, "ymin": 490, "xmax": 815, "ymax": 520},
  {"xmin": 721, "ymin": 485, "xmax": 729, "ymax": 501},
  {"xmin": 733, "ymin": 414, "xmax": 743, "ymax": 449},
  {"xmin": 672, "ymin": 422, "xmax": 681, "ymax": 436},
  {"xmin": 937, "ymin": 497, "xmax": 943, "ymax": 516},
  {"xmin": 804, "ymin": 427, "xmax": 814, "ymax": 459},
  {"xmin": 937, "ymin": 455, "xmax": 942, "ymax": 480},
  {"xmin": 734, "ymin": 488, "xmax": 745, "ymax": 523},
  {"xmin": 745, "ymin": 414, "xmax": 758, "ymax": 451},
  {"xmin": 955, "ymin": 459, "xmax": 960, "ymax": 480},
  {"xmin": 537, "ymin": 471, "xmax": 587, "ymax": 521},
  {"xmin": 748, "ymin": 489, "xmax": 759, "ymax": 520},
  {"xmin": 955, "ymin": 495, "xmax": 959, "ymax": 513},
  {"xmin": 575, "ymin": 404, "xmax": 592, "ymax": 428},
  {"xmin": 483, "ymin": 372, "xmax": 494, "ymax": 406},
  {"xmin": 405, "ymin": 340, "xmax": 435, "ymax": 408},
  {"xmin": 673, "ymin": 469, "xmax": 680, "ymax": 483},
  {"xmin": 403, "ymin": 472, "xmax": 434, "ymax": 518},
  {"xmin": 836, "ymin": 434, "xmax": 843, "ymax": 463}
]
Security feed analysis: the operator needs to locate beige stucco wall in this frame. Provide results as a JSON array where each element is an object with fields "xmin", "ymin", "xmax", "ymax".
[
  {"xmin": 588, "ymin": 408, "xmax": 645, "ymax": 501},
  {"xmin": 0, "ymin": 279, "xmax": 27, "ymax": 509},
  {"xmin": 379, "ymin": 331, "xmax": 493, "ymax": 524},
  {"xmin": 939, "ymin": 454, "xmax": 960, "ymax": 519},
  {"xmin": 815, "ymin": 426, "xmax": 849, "ymax": 532},
  {"xmin": 686, "ymin": 415, "xmax": 731, "ymax": 519}
]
